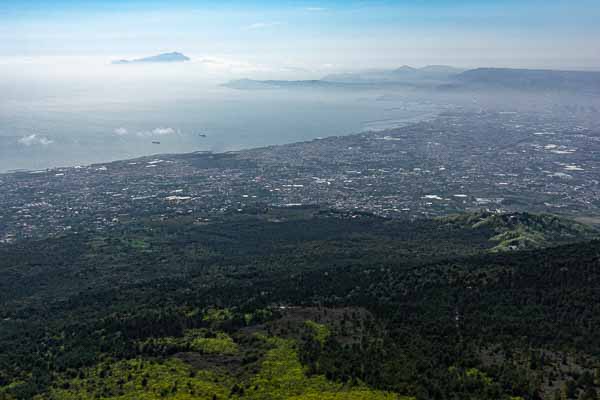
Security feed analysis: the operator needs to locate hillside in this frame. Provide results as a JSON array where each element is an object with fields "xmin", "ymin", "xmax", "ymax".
[
  {"xmin": 439, "ymin": 211, "xmax": 597, "ymax": 251},
  {"xmin": 0, "ymin": 210, "xmax": 599, "ymax": 399}
]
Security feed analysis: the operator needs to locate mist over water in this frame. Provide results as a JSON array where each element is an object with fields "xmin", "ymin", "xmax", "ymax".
[
  {"xmin": 0, "ymin": 57, "xmax": 442, "ymax": 173},
  {"xmin": 4, "ymin": 57, "xmax": 598, "ymax": 173}
]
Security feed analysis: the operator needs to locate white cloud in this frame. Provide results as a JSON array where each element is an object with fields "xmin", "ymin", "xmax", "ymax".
[
  {"xmin": 305, "ymin": 7, "xmax": 327, "ymax": 11},
  {"xmin": 152, "ymin": 127, "xmax": 176, "ymax": 136},
  {"xmin": 245, "ymin": 22, "xmax": 282, "ymax": 30},
  {"xmin": 18, "ymin": 134, "xmax": 54, "ymax": 146},
  {"xmin": 198, "ymin": 56, "xmax": 269, "ymax": 74},
  {"xmin": 113, "ymin": 127, "xmax": 128, "ymax": 136},
  {"xmin": 136, "ymin": 127, "xmax": 177, "ymax": 137}
]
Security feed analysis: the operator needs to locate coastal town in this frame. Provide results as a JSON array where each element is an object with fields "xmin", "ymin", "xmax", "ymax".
[{"xmin": 1, "ymin": 110, "xmax": 599, "ymax": 243}]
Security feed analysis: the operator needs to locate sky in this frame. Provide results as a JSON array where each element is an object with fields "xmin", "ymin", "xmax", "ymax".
[{"xmin": 1, "ymin": 0, "xmax": 599, "ymax": 72}]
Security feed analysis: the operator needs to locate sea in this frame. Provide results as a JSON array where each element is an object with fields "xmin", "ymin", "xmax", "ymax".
[{"xmin": 0, "ymin": 58, "xmax": 442, "ymax": 173}]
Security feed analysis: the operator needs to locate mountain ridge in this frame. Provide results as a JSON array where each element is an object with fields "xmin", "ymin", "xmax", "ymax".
[
  {"xmin": 224, "ymin": 66, "xmax": 600, "ymax": 93},
  {"xmin": 112, "ymin": 52, "xmax": 190, "ymax": 64}
]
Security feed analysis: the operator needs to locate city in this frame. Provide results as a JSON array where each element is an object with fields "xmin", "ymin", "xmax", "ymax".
[{"xmin": 1, "ymin": 109, "xmax": 599, "ymax": 243}]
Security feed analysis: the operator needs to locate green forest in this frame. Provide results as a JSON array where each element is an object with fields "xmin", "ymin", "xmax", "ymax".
[{"xmin": 1, "ymin": 208, "xmax": 599, "ymax": 400}]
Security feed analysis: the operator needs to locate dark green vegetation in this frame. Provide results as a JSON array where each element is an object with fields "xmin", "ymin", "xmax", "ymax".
[
  {"xmin": 438, "ymin": 212, "xmax": 596, "ymax": 251},
  {"xmin": 0, "ymin": 208, "xmax": 599, "ymax": 399}
]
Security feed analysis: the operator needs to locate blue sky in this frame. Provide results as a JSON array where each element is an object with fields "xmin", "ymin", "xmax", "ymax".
[{"xmin": 1, "ymin": 0, "xmax": 599, "ymax": 70}]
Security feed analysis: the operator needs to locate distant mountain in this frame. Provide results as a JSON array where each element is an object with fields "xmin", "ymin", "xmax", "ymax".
[
  {"xmin": 322, "ymin": 65, "xmax": 465, "ymax": 83},
  {"xmin": 394, "ymin": 65, "xmax": 418, "ymax": 74},
  {"xmin": 225, "ymin": 67, "xmax": 600, "ymax": 94},
  {"xmin": 451, "ymin": 67, "xmax": 600, "ymax": 93},
  {"xmin": 221, "ymin": 79, "xmax": 378, "ymax": 90},
  {"xmin": 221, "ymin": 72, "xmax": 449, "ymax": 90},
  {"xmin": 112, "ymin": 52, "xmax": 190, "ymax": 64},
  {"xmin": 419, "ymin": 65, "xmax": 465, "ymax": 75},
  {"xmin": 221, "ymin": 78, "xmax": 433, "ymax": 91}
]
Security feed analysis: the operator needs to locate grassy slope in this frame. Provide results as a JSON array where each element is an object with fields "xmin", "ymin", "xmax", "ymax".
[
  {"xmin": 438, "ymin": 211, "xmax": 596, "ymax": 250},
  {"xmin": 40, "ymin": 333, "xmax": 407, "ymax": 400}
]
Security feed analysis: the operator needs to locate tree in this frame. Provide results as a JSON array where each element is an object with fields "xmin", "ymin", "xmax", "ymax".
[
  {"xmin": 555, "ymin": 389, "xmax": 563, "ymax": 400},
  {"xmin": 580, "ymin": 387, "xmax": 598, "ymax": 400}
]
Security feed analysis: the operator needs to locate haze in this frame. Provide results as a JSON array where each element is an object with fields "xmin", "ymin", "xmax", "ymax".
[{"xmin": 1, "ymin": 0, "xmax": 599, "ymax": 172}]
